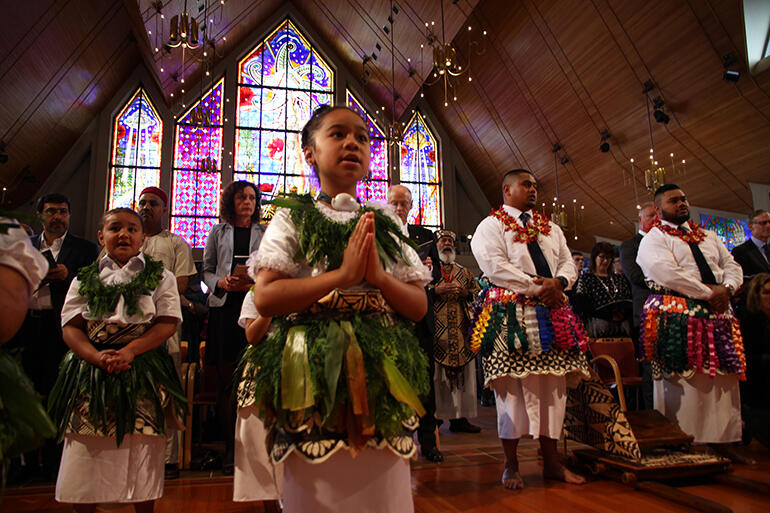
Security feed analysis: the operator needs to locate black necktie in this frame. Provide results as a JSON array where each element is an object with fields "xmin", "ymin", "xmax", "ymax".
[
  {"xmin": 679, "ymin": 227, "xmax": 717, "ymax": 285},
  {"xmin": 520, "ymin": 212, "xmax": 552, "ymax": 278},
  {"xmin": 763, "ymin": 243, "xmax": 770, "ymax": 263}
]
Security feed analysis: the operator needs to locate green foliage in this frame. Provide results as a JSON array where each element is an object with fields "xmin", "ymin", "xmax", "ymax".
[
  {"xmin": 268, "ymin": 193, "xmax": 417, "ymax": 271},
  {"xmin": 47, "ymin": 347, "xmax": 186, "ymax": 447},
  {"xmin": 0, "ymin": 349, "xmax": 56, "ymax": 463},
  {"xmin": 77, "ymin": 256, "xmax": 165, "ymax": 319},
  {"xmin": 240, "ymin": 314, "xmax": 428, "ymax": 439}
]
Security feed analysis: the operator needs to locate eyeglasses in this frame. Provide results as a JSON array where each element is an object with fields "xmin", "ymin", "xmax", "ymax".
[
  {"xmin": 751, "ymin": 220, "xmax": 770, "ymax": 226},
  {"xmin": 43, "ymin": 208, "xmax": 69, "ymax": 216}
]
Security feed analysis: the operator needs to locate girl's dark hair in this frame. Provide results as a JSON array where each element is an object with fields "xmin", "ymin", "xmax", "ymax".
[
  {"xmin": 99, "ymin": 207, "xmax": 144, "ymax": 231},
  {"xmin": 220, "ymin": 180, "xmax": 260, "ymax": 226},
  {"xmin": 300, "ymin": 104, "xmax": 366, "ymax": 149},
  {"xmin": 589, "ymin": 241, "xmax": 618, "ymax": 273},
  {"xmin": 746, "ymin": 273, "xmax": 770, "ymax": 315}
]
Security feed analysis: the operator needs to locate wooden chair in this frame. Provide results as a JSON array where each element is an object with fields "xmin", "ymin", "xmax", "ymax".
[
  {"xmin": 588, "ymin": 337, "xmax": 643, "ymax": 412},
  {"xmin": 180, "ymin": 340, "xmax": 218, "ymax": 469}
]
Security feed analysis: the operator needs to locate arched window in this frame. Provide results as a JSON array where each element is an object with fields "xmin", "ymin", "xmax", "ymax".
[
  {"xmin": 108, "ymin": 87, "xmax": 162, "ymax": 209},
  {"xmin": 399, "ymin": 111, "xmax": 441, "ymax": 227},
  {"xmin": 170, "ymin": 77, "xmax": 224, "ymax": 248},
  {"xmin": 345, "ymin": 89, "xmax": 389, "ymax": 203},
  {"xmin": 234, "ymin": 19, "xmax": 334, "ymax": 216}
]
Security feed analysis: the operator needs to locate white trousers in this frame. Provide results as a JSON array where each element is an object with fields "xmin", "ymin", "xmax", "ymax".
[
  {"xmin": 434, "ymin": 362, "xmax": 478, "ymax": 420},
  {"xmin": 56, "ymin": 433, "xmax": 165, "ymax": 503},
  {"xmin": 654, "ymin": 373, "xmax": 741, "ymax": 444},
  {"xmin": 233, "ymin": 406, "xmax": 283, "ymax": 501},
  {"xmin": 491, "ymin": 374, "xmax": 567, "ymax": 440},
  {"xmin": 282, "ymin": 448, "xmax": 413, "ymax": 513}
]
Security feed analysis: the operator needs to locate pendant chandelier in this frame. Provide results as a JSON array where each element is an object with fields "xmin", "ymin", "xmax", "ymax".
[
  {"xmin": 423, "ymin": 0, "xmax": 486, "ymax": 107},
  {"xmin": 628, "ymin": 81, "xmax": 686, "ymax": 208}
]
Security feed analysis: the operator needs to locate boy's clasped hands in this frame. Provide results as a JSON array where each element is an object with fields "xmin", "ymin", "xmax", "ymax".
[{"xmin": 96, "ymin": 346, "xmax": 136, "ymax": 374}]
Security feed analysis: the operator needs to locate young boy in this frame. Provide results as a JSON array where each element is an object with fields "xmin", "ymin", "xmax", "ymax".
[{"xmin": 49, "ymin": 208, "xmax": 185, "ymax": 513}]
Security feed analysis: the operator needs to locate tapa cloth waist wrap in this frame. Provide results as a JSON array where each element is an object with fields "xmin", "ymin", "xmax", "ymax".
[
  {"xmin": 235, "ymin": 288, "xmax": 428, "ymax": 464},
  {"xmin": 47, "ymin": 321, "xmax": 187, "ymax": 447},
  {"xmin": 640, "ymin": 292, "xmax": 746, "ymax": 380},
  {"xmin": 468, "ymin": 287, "xmax": 590, "ymax": 384}
]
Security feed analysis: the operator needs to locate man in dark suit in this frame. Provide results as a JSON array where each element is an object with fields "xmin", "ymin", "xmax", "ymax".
[
  {"xmin": 8, "ymin": 193, "xmax": 97, "ymax": 480},
  {"xmin": 388, "ymin": 184, "xmax": 443, "ymax": 462},
  {"xmin": 619, "ymin": 202, "xmax": 657, "ymax": 409},
  {"xmin": 732, "ymin": 209, "xmax": 770, "ymax": 284}
]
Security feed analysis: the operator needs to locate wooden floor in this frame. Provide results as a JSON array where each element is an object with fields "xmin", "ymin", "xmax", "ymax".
[{"xmin": 4, "ymin": 406, "xmax": 770, "ymax": 512}]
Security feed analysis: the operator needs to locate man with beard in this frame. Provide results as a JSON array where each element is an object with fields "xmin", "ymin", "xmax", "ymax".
[
  {"xmin": 620, "ymin": 202, "xmax": 657, "ymax": 409},
  {"xmin": 431, "ymin": 230, "xmax": 481, "ymax": 433},
  {"xmin": 137, "ymin": 186, "xmax": 197, "ymax": 479},
  {"xmin": 637, "ymin": 184, "xmax": 749, "ymax": 462},
  {"xmin": 470, "ymin": 169, "xmax": 588, "ymax": 489},
  {"xmin": 387, "ymin": 184, "xmax": 443, "ymax": 462},
  {"xmin": 9, "ymin": 193, "xmax": 97, "ymax": 480}
]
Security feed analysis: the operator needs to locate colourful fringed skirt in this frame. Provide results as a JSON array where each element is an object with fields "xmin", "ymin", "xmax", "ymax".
[
  {"xmin": 468, "ymin": 287, "xmax": 590, "ymax": 384},
  {"xmin": 640, "ymin": 293, "xmax": 746, "ymax": 380}
]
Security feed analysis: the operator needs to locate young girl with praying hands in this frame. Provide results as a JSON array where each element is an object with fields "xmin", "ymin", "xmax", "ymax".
[
  {"xmin": 48, "ymin": 208, "xmax": 185, "ymax": 513},
  {"xmin": 238, "ymin": 104, "xmax": 431, "ymax": 512}
]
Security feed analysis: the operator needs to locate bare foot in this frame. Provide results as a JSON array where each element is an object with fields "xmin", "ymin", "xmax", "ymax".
[
  {"xmin": 502, "ymin": 466, "xmax": 525, "ymax": 490},
  {"xmin": 543, "ymin": 464, "xmax": 586, "ymax": 485}
]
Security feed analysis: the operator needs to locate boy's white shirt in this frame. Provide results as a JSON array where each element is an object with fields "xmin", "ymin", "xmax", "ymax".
[{"xmin": 61, "ymin": 252, "xmax": 182, "ymax": 327}]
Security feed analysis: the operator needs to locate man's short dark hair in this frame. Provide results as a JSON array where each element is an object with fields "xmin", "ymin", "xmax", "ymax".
[
  {"xmin": 653, "ymin": 184, "xmax": 681, "ymax": 206},
  {"xmin": 749, "ymin": 209, "xmax": 768, "ymax": 223},
  {"xmin": 37, "ymin": 193, "xmax": 70, "ymax": 213},
  {"xmin": 571, "ymin": 250, "xmax": 583, "ymax": 257},
  {"xmin": 502, "ymin": 169, "xmax": 534, "ymax": 186}
]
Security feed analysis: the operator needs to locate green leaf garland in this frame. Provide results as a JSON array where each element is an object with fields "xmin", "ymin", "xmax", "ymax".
[{"xmin": 77, "ymin": 255, "xmax": 165, "ymax": 319}]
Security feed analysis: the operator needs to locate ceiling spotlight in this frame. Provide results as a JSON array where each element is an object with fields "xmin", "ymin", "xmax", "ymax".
[
  {"xmin": 599, "ymin": 130, "xmax": 610, "ymax": 153},
  {"xmin": 651, "ymin": 97, "xmax": 670, "ymax": 124},
  {"xmin": 723, "ymin": 70, "xmax": 740, "ymax": 83},
  {"xmin": 722, "ymin": 52, "xmax": 740, "ymax": 82}
]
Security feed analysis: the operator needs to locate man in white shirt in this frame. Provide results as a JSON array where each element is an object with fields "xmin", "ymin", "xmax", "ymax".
[
  {"xmin": 137, "ymin": 186, "xmax": 197, "ymax": 479},
  {"xmin": 636, "ymin": 184, "xmax": 749, "ymax": 462},
  {"xmin": 471, "ymin": 169, "xmax": 587, "ymax": 489}
]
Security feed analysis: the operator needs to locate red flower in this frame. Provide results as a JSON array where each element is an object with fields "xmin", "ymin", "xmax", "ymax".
[
  {"xmin": 267, "ymin": 138, "xmax": 284, "ymax": 159},
  {"xmin": 150, "ymin": 131, "xmax": 160, "ymax": 145},
  {"xmin": 240, "ymin": 87, "xmax": 256, "ymax": 107},
  {"xmin": 428, "ymin": 149, "xmax": 436, "ymax": 162},
  {"xmin": 400, "ymin": 146, "xmax": 408, "ymax": 159},
  {"xmin": 116, "ymin": 125, "xmax": 126, "ymax": 140},
  {"xmin": 259, "ymin": 183, "xmax": 274, "ymax": 192}
]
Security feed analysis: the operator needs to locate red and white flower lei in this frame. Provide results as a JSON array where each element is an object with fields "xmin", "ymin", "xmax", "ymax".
[
  {"xmin": 490, "ymin": 207, "xmax": 551, "ymax": 243},
  {"xmin": 654, "ymin": 219, "xmax": 707, "ymax": 244}
]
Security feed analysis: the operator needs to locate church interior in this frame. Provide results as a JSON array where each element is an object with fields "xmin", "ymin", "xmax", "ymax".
[{"xmin": 2, "ymin": 0, "xmax": 770, "ymax": 512}]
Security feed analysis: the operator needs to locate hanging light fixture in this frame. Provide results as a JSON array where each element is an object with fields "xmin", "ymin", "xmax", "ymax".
[
  {"xmin": 385, "ymin": 0, "xmax": 404, "ymax": 145},
  {"xmin": 629, "ymin": 81, "xmax": 686, "ymax": 194},
  {"xmin": 424, "ymin": 0, "xmax": 486, "ymax": 107}
]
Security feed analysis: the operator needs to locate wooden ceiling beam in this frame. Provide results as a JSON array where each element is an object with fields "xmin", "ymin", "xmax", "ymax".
[{"xmin": 121, "ymin": 0, "xmax": 165, "ymax": 102}]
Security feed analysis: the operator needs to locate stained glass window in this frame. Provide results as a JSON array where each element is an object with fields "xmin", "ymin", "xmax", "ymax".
[
  {"xmin": 399, "ymin": 111, "xmax": 441, "ymax": 227},
  {"xmin": 109, "ymin": 88, "xmax": 162, "ymax": 209},
  {"xmin": 345, "ymin": 89, "xmax": 389, "ymax": 203},
  {"xmin": 170, "ymin": 77, "xmax": 224, "ymax": 248},
  {"xmin": 234, "ymin": 19, "xmax": 334, "ymax": 217},
  {"xmin": 699, "ymin": 214, "xmax": 751, "ymax": 250}
]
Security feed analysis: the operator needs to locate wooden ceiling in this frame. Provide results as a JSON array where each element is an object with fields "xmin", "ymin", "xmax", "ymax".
[{"xmin": 2, "ymin": 0, "xmax": 769, "ymax": 249}]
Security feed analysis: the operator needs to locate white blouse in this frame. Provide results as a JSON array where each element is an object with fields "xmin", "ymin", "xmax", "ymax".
[
  {"xmin": 249, "ymin": 201, "xmax": 431, "ymax": 285},
  {"xmin": 0, "ymin": 218, "xmax": 48, "ymax": 296},
  {"xmin": 238, "ymin": 289, "xmax": 259, "ymax": 328},
  {"xmin": 61, "ymin": 252, "xmax": 182, "ymax": 327}
]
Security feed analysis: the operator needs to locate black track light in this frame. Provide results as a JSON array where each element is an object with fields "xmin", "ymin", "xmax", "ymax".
[
  {"xmin": 599, "ymin": 130, "xmax": 610, "ymax": 153},
  {"xmin": 652, "ymin": 97, "xmax": 669, "ymax": 124}
]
